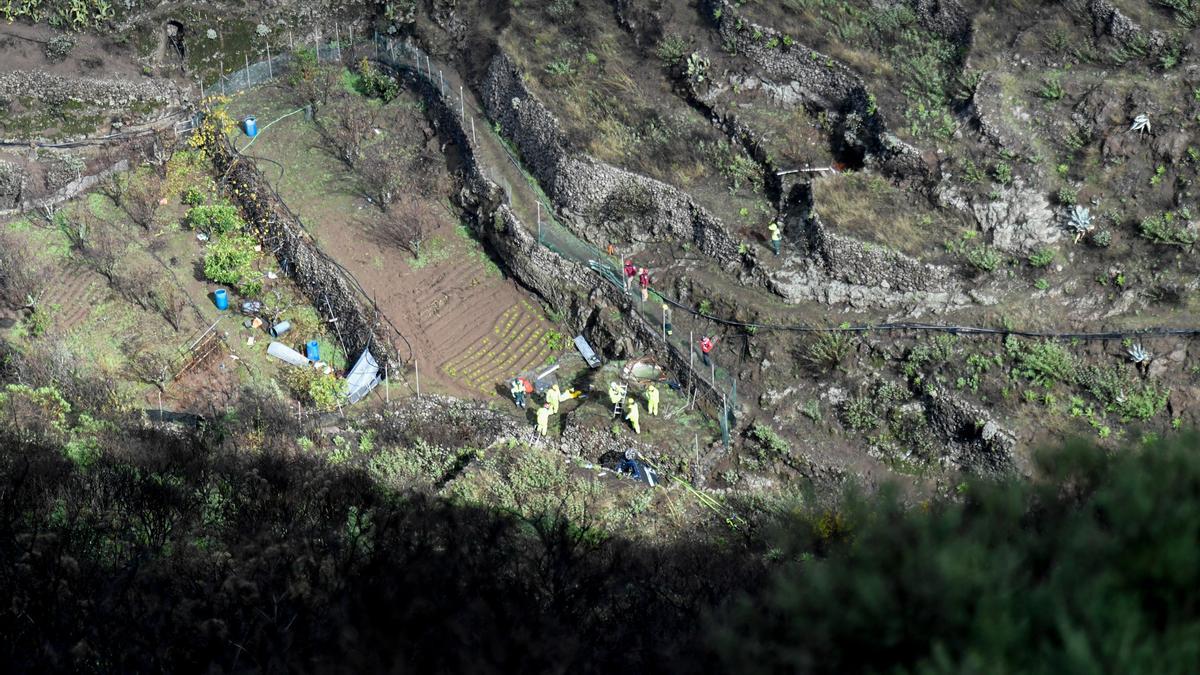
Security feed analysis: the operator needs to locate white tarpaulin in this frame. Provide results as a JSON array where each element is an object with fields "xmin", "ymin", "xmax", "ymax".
[{"xmin": 346, "ymin": 349, "xmax": 382, "ymax": 404}]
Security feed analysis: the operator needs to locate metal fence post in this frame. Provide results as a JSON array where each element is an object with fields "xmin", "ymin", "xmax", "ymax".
[
  {"xmin": 335, "ymin": 23, "xmax": 341, "ymax": 60},
  {"xmin": 688, "ymin": 330, "xmax": 695, "ymax": 408},
  {"xmin": 471, "ymin": 117, "xmax": 476, "ymax": 145},
  {"xmin": 245, "ymin": 53, "xmax": 250, "ymax": 88},
  {"xmin": 460, "ymin": 84, "xmax": 464, "ymax": 119},
  {"xmin": 266, "ymin": 42, "xmax": 272, "ymax": 79}
]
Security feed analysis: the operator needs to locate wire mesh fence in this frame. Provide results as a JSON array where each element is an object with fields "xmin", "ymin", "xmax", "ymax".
[{"xmin": 208, "ymin": 29, "xmax": 740, "ymax": 442}]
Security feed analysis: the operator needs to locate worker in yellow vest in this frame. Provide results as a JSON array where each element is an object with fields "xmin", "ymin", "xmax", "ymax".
[
  {"xmin": 768, "ymin": 221, "xmax": 782, "ymax": 255},
  {"xmin": 536, "ymin": 402, "xmax": 552, "ymax": 436},
  {"xmin": 625, "ymin": 397, "xmax": 641, "ymax": 434},
  {"xmin": 546, "ymin": 383, "xmax": 561, "ymax": 414},
  {"xmin": 645, "ymin": 383, "xmax": 660, "ymax": 416}
]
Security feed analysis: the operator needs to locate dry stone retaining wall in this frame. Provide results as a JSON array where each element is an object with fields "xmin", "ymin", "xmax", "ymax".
[
  {"xmin": 0, "ymin": 70, "xmax": 185, "ymax": 109},
  {"xmin": 808, "ymin": 213, "xmax": 951, "ymax": 293},
  {"xmin": 209, "ymin": 138, "xmax": 398, "ymax": 371},
  {"xmin": 381, "ymin": 56, "xmax": 734, "ymax": 413},
  {"xmin": 479, "ymin": 53, "xmax": 741, "ymax": 266}
]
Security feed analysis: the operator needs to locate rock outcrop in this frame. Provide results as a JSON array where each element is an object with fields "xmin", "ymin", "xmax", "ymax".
[
  {"xmin": 703, "ymin": 0, "xmax": 930, "ymax": 181},
  {"xmin": 479, "ymin": 52, "xmax": 742, "ymax": 266}
]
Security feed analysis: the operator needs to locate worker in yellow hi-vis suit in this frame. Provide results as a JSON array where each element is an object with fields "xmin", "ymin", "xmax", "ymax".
[
  {"xmin": 625, "ymin": 398, "xmax": 641, "ymax": 434},
  {"xmin": 645, "ymin": 383, "xmax": 660, "ymax": 416},
  {"xmin": 546, "ymin": 383, "xmax": 561, "ymax": 414},
  {"xmin": 768, "ymin": 221, "xmax": 782, "ymax": 255},
  {"xmin": 536, "ymin": 402, "xmax": 552, "ymax": 436},
  {"xmin": 608, "ymin": 381, "xmax": 623, "ymax": 405}
]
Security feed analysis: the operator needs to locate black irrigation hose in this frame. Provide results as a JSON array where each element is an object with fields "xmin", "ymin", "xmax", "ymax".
[{"xmin": 656, "ymin": 294, "xmax": 1200, "ymax": 341}]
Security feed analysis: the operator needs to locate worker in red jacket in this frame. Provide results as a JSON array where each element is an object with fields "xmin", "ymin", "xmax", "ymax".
[
  {"xmin": 700, "ymin": 335, "xmax": 717, "ymax": 367},
  {"xmin": 623, "ymin": 260, "xmax": 637, "ymax": 291},
  {"xmin": 638, "ymin": 267, "xmax": 650, "ymax": 301}
]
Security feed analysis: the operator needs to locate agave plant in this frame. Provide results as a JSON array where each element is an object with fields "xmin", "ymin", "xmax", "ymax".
[
  {"xmin": 1065, "ymin": 205, "xmax": 1094, "ymax": 242},
  {"xmin": 686, "ymin": 52, "xmax": 710, "ymax": 84},
  {"xmin": 1127, "ymin": 343, "xmax": 1151, "ymax": 364},
  {"xmin": 1130, "ymin": 113, "xmax": 1151, "ymax": 134}
]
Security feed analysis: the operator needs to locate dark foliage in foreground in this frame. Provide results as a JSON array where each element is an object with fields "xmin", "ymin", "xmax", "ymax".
[
  {"xmin": 0, "ymin": 427, "xmax": 757, "ymax": 674},
  {"xmin": 2, "ymin": 420, "xmax": 1200, "ymax": 673}
]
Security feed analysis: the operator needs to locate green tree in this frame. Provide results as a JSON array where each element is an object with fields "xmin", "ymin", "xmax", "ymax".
[{"xmin": 713, "ymin": 436, "xmax": 1200, "ymax": 674}]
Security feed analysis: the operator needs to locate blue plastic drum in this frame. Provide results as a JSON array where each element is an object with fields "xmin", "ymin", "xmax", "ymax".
[
  {"xmin": 244, "ymin": 115, "xmax": 258, "ymax": 137},
  {"xmin": 213, "ymin": 288, "xmax": 229, "ymax": 310}
]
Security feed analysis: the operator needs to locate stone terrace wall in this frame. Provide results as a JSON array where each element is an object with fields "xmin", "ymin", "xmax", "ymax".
[
  {"xmin": 479, "ymin": 53, "xmax": 742, "ymax": 266},
  {"xmin": 210, "ymin": 138, "xmax": 399, "ymax": 370},
  {"xmin": 808, "ymin": 214, "xmax": 951, "ymax": 293},
  {"xmin": 381, "ymin": 57, "xmax": 734, "ymax": 412}
]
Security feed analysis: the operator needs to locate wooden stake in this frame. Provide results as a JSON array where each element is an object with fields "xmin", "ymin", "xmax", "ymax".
[
  {"xmin": 245, "ymin": 53, "xmax": 250, "ymax": 87},
  {"xmin": 266, "ymin": 42, "xmax": 272, "ymax": 79},
  {"xmin": 471, "ymin": 117, "xmax": 476, "ymax": 145},
  {"xmin": 415, "ymin": 360, "xmax": 420, "ymax": 399},
  {"xmin": 460, "ymin": 85, "xmax": 464, "ymax": 118},
  {"xmin": 384, "ymin": 362, "xmax": 390, "ymax": 404}
]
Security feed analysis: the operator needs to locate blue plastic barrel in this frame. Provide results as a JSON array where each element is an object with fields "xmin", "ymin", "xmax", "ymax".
[
  {"xmin": 306, "ymin": 340, "xmax": 320, "ymax": 361},
  {"xmin": 244, "ymin": 115, "xmax": 258, "ymax": 137},
  {"xmin": 213, "ymin": 288, "xmax": 228, "ymax": 310}
]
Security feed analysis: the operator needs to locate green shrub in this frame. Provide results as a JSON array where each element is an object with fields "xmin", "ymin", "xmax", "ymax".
[
  {"xmin": 992, "ymin": 162, "xmax": 1012, "ymax": 185},
  {"xmin": 1056, "ymin": 186, "xmax": 1077, "ymax": 206},
  {"xmin": 289, "ymin": 368, "xmax": 347, "ymax": 411},
  {"xmin": 1027, "ymin": 248, "xmax": 1054, "ymax": 267},
  {"xmin": 355, "ymin": 58, "xmax": 399, "ymax": 101},
  {"xmin": 1037, "ymin": 72, "xmax": 1064, "ymax": 100},
  {"xmin": 967, "ymin": 246, "xmax": 1001, "ymax": 272},
  {"xmin": 1007, "ymin": 337, "xmax": 1075, "ymax": 388},
  {"xmin": 750, "ymin": 423, "xmax": 790, "ymax": 457},
  {"xmin": 203, "ymin": 233, "xmax": 259, "ymax": 288},
  {"xmin": 902, "ymin": 334, "xmax": 959, "ymax": 380},
  {"xmin": 805, "ymin": 332, "xmax": 854, "ymax": 372},
  {"xmin": 183, "ymin": 186, "xmax": 205, "ymax": 207},
  {"xmin": 23, "ymin": 305, "xmax": 54, "ymax": 337},
  {"xmin": 657, "ymin": 34, "xmax": 687, "ymax": 66},
  {"xmin": 1077, "ymin": 365, "xmax": 1169, "ymax": 421},
  {"xmin": 186, "ymin": 204, "xmax": 243, "ymax": 236},
  {"xmin": 1139, "ymin": 212, "xmax": 1197, "ymax": 246},
  {"xmin": 542, "ymin": 330, "xmax": 565, "ymax": 351},
  {"xmin": 841, "ymin": 395, "xmax": 879, "ymax": 431}
]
